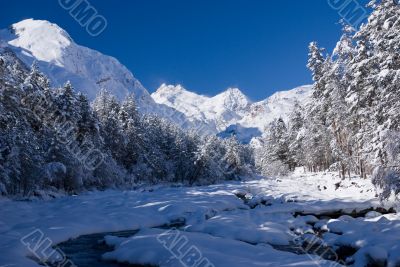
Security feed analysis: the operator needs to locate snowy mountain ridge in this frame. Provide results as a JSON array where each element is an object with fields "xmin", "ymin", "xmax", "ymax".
[
  {"xmin": 152, "ymin": 83, "xmax": 313, "ymax": 141},
  {"xmin": 0, "ymin": 19, "xmax": 313, "ymax": 141}
]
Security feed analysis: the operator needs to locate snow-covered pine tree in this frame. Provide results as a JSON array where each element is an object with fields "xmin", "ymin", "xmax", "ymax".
[
  {"xmin": 0, "ymin": 83, "xmax": 43, "ymax": 195},
  {"xmin": 307, "ymin": 42, "xmax": 326, "ymax": 99},
  {"xmin": 287, "ymin": 102, "xmax": 305, "ymax": 169},
  {"xmin": 194, "ymin": 135, "xmax": 227, "ymax": 183},
  {"xmin": 222, "ymin": 136, "xmax": 254, "ymax": 179},
  {"xmin": 93, "ymin": 88, "xmax": 125, "ymax": 165},
  {"xmin": 256, "ymin": 118, "xmax": 291, "ymax": 176},
  {"xmin": 118, "ymin": 93, "xmax": 141, "ymax": 170}
]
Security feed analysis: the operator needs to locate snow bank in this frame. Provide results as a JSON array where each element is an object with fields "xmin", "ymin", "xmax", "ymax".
[
  {"xmin": 0, "ymin": 184, "xmax": 245, "ymax": 267},
  {"xmin": 322, "ymin": 213, "xmax": 400, "ymax": 266},
  {"xmin": 103, "ymin": 228, "xmax": 333, "ymax": 267}
]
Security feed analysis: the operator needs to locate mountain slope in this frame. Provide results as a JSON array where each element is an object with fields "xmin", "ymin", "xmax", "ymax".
[
  {"xmin": 238, "ymin": 85, "xmax": 313, "ymax": 130},
  {"xmin": 0, "ymin": 19, "xmax": 200, "ymax": 129},
  {"xmin": 0, "ymin": 19, "xmax": 150, "ymax": 103}
]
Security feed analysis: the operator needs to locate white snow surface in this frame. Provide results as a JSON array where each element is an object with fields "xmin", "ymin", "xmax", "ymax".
[
  {"xmin": 1, "ymin": 171, "xmax": 398, "ymax": 267},
  {"xmin": 102, "ymin": 228, "xmax": 330, "ymax": 267}
]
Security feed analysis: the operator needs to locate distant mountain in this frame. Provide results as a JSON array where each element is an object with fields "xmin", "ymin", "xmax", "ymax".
[
  {"xmin": 152, "ymin": 84, "xmax": 252, "ymax": 134},
  {"xmin": 0, "ymin": 19, "xmax": 312, "ymax": 142},
  {"xmin": 152, "ymin": 84, "xmax": 313, "ymax": 142}
]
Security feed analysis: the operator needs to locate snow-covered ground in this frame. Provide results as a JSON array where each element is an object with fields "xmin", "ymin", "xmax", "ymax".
[{"xmin": 0, "ymin": 171, "xmax": 398, "ymax": 267}]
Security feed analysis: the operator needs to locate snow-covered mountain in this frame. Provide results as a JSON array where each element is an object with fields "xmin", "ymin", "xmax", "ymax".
[
  {"xmin": 152, "ymin": 84, "xmax": 313, "ymax": 142},
  {"xmin": 0, "ymin": 19, "xmax": 313, "ymax": 142},
  {"xmin": 0, "ymin": 19, "xmax": 199, "ymax": 128},
  {"xmin": 152, "ymin": 84, "xmax": 252, "ymax": 134},
  {"xmin": 0, "ymin": 19, "xmax": 150, "ymax": 102}
]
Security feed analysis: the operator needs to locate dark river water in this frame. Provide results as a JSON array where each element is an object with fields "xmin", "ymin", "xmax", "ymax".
[{"xmin": 53, "ymin": 230, "xmax": 150, "ymax": 267}]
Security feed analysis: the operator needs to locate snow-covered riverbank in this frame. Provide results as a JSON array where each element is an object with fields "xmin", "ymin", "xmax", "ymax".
[{"xmin": 0, "ymin": 171, "xmax": 398, "ymax": 267}]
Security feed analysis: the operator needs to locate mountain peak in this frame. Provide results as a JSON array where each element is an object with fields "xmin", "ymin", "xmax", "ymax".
[
  {"xmin": 152, "ymin": 84, "xmax": 209, "ymax": 108},
  {"xmin": 12, "ymin": 19, "xmax": 71, "ymax": 38},
  {"xmin": 3, "ymin": 19, "xmax": 73, "ymax": 62},
  {"xmin": 212, "ymin": 87, "xmax": 251, "ymax": 112},
  {"xmin": 225, "ymin": 87, "xmax": 245, "ymax": 95},
  {"xmin": 155, "ymin": 83, "xmax": 188, "ymax": 95},
  {"xmin": 216, "ymin": 87, "xmax": 249, "ymax": 101}
]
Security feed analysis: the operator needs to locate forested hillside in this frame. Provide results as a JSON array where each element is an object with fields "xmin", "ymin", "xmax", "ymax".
[{"xmin": 0, "ymin": 50, "xmax": 254, "ymax": 196}]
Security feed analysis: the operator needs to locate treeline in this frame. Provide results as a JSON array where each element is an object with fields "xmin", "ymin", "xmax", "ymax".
[
  {"xmin": 256, "ymin": 0, "xmax": 400, "ymax": 199},
  {"xmin": 0, "ymin": 50, "xmax": 254, "ymax": 197}
]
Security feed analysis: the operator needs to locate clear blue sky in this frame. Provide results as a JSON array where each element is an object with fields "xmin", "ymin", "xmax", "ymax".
[{"xmin": 1, "ymin": 0, "xmax": 353, "ymax": 100}]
